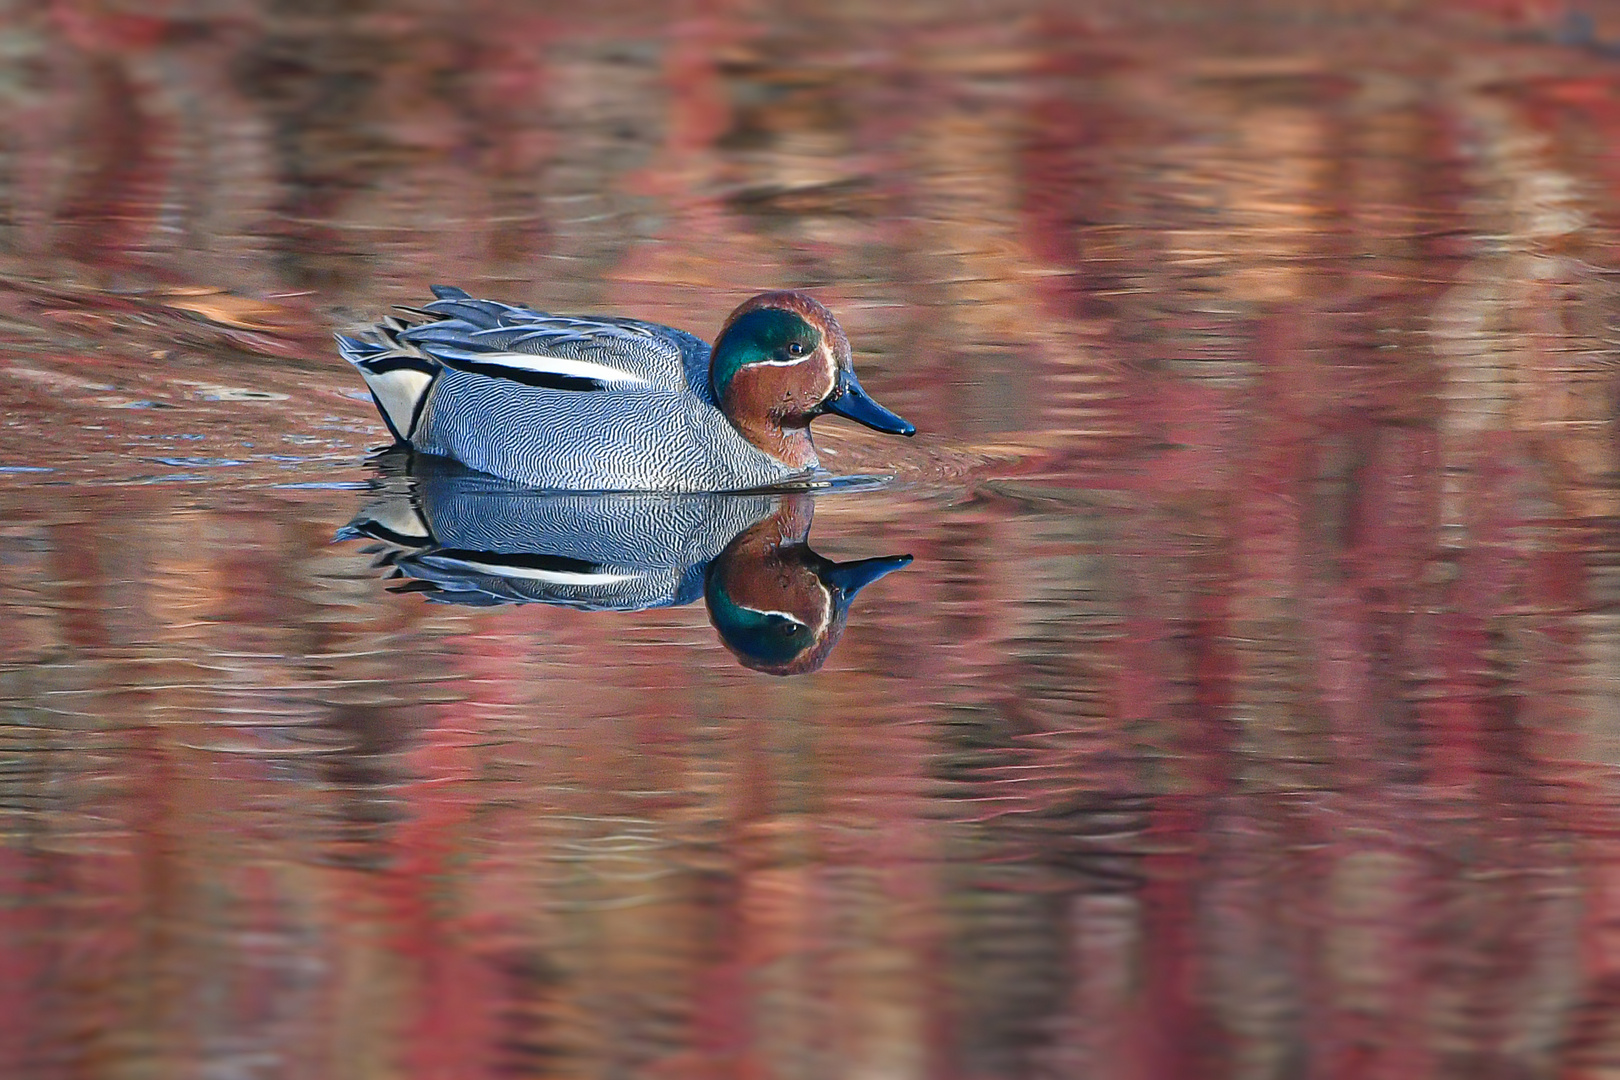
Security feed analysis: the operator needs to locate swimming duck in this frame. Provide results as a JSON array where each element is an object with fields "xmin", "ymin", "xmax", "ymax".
[
  {"xmin": 339, "ymin": 453, "xmax": 911, "ymax": 674},
  {"xmin": 336, "ymin": 286, "xmax": 915, "ymax": 492}
]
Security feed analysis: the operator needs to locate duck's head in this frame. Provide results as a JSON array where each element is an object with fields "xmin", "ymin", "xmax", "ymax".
[
  {"xmin": 705, "ymin": 494, "xmax": 911, "ymax": 675},
  {"xmin": 710, "ymin": 291, "xmax": 915, "ymax": 470}
]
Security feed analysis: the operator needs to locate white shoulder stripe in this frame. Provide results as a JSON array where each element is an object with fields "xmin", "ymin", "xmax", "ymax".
[
  {"xmin": 424, "ymin": 344, "xmax": 651, "ymax": 386},
  {"xmin": 423, "ymin": 557, "xmax": 639, "ymax": 587}
]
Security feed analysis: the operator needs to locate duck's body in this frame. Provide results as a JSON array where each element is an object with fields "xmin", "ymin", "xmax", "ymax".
[{"xmin": 337, "ymin": 287, "xmax": 913, "ymax": 492}]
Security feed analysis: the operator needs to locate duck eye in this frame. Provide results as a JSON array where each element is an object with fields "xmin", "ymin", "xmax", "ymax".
[{"xmin": 787, "ymin": 342, "xmax": 805, "ymax": 356}]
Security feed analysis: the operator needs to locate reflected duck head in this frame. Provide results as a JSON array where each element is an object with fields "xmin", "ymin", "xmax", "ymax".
[
  {"xmin": 704, "ymin": 493, "xmax": 911, "ymax": 676},
  {"xmin": 709, "ymin": 291, "xmax": 915, "ymax": 471}
]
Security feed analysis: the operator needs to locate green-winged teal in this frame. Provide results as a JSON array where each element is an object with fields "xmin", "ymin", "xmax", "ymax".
[{"xmin": 337, "ymin": 287, "xmax": 915, "ymax": 491}]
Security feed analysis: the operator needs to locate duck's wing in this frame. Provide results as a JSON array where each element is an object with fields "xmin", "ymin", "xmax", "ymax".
[
  {"xmin": 338, "ymin": 286, "xmax": 713, "ymax": 445},
  {"xmin": 395, "ymin": 285, "xmax": 706, "ymax": 395}
]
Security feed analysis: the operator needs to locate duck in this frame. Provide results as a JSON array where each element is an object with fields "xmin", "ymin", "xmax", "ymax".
[
  {"xmin": 339, "ymin": 452, "xmax": 911, "ymax": 674},
  {"xmin": 336, "ymin": 286, "xmax": 915, "ymax": 492}
]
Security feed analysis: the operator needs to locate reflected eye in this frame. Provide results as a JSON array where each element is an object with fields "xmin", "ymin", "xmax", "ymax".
[{"xmin": 787, "ymin": 342, "xmax": 805, "ymax": 356}]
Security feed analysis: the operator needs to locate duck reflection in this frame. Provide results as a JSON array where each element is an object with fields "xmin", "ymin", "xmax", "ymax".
[{"xmin": 339, "ymin": 455, "xmax": 910, "ymax": 675}]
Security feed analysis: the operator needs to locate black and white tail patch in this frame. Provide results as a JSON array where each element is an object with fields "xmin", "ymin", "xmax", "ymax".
[{"xmin": 335, "ymin": 334, "xmax": 438, "ymax": 442}]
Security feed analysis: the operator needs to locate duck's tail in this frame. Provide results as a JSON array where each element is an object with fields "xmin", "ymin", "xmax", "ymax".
[{"xmin": 336, "ymin": 318, "xmax": 441, "ymax": 444}]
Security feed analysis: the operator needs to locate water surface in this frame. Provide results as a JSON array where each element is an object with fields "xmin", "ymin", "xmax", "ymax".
[{"xmin": 3, "ymin": 5, "xmax": 1620, "ymax": 1078}]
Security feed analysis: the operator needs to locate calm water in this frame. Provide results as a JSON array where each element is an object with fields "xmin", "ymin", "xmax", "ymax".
[{"xmin": 4, "ymin": 4, "xmax": 1620, "ymax": 1078}]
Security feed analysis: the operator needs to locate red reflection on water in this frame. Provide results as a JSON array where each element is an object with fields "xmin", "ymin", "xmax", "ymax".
[{"xmin": 2, "ymin": 2, "xmax": 1620, "ymax": 1079}]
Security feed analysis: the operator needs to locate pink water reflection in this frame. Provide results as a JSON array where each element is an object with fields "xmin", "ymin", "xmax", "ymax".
[{"xmin": 2, "ymin": 2, "xmax": 1620, "ymax": 1078}]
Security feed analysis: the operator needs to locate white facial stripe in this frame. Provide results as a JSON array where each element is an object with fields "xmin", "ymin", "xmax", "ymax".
[
  {"xmin": 742, "ymin": 348, "xmax": 839, "ymax": 403},
  {"xmin": 737, "ymin": 605, "xmax": 805, "ymax": 623},
  {"xmin": 736, "ymin": 590, "xmax": 833, "ymax": 639},
  {"xmin": 428, "ymin": 345, "xmax": 650, "ymax": 386}
]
